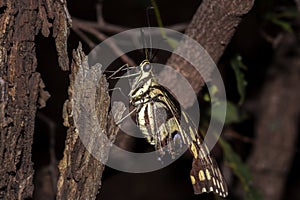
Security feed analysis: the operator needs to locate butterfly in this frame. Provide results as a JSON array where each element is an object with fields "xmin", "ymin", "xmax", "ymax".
[{"xmin": 116, "ymin": 59, "xmax": 229, "ymax": 197}]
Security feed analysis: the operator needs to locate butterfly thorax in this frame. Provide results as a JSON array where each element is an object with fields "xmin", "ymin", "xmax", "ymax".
[{"xmin": 129, "ymin": 60, "xmax": 157, "ymax": 106}]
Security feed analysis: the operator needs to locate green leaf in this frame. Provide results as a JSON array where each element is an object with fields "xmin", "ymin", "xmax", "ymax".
[
  {"xmin": 218, "ymin": 138, "xmax": 263, "ymax": 200},
  {"xmin": 264, "ymin": 9, "xmax": 299, "ymax": 33},
  {"xmin": 150, "ymin": 0, "xmax": 178, "ymax": 49},
  {"xmin": 203, "ymin": 85, "xmax": 220, "ymax": 103},
  {"xmin": 224, "ymin": 101, "xmax": 242, "ymax": 124},
  {"xmin": 268, "ymin": 17, "xmax": 293, "ymax": 33},
  {"xmin": 230, "ymin": 55, "xmax": 247, "ymax": 106},
  {"xmin": 203, "ymin": 93, "xmax": 210, "ymax": 102},
  {"xmin": 211, "ymin": 101, "xmax": 244, "ymax": 125}
]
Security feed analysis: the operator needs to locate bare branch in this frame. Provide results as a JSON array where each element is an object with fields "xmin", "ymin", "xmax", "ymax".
[
  {"xmin": 71, "ymin": 3, "xmax": 187, "ymax": 66},
  {"xmin": 72, "ymin": 18, "xmax": 136, "ymax": 66},
  {"xmin": 163, "ymin": 0, "xmax": 255, "ymax": 107}
]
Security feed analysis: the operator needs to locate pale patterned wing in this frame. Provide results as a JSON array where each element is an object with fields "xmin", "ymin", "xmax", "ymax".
[
  {"xmin": 136, "ymin": 82, "xmax": 228, "ymax": 197},
  {"xmin": 180, "ymin": 111, "xmax": 228, "ymax": 198}
]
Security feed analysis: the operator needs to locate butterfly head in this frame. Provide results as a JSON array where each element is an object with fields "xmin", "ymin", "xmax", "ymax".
[{"xmin": 129, "ymin": 59, "xmax": 155, "ymax": 104}]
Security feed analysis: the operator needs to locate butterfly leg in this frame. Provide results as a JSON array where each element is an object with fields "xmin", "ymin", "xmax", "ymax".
[{"xmin": 115, "ymin": 107, "xmax": 138, "ymax": 125}]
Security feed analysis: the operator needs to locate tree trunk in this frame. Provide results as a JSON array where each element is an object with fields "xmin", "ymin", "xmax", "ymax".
[
  {"xmin": 0, "ymin": 0, "xmax": 70, "ymax": 199},
  {"xmin": 246, "ymin": 6, "xmax": 300, "ymax": 200}
]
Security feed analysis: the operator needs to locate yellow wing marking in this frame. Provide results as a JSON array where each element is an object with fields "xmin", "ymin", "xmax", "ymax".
[{"xmin": 198, "ymin": 170, "xmax": 206, "ymax": 181}]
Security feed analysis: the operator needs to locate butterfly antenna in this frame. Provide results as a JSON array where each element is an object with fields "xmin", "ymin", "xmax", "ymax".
[
  {"xmin": 140, "ymin": 29, "xmax": 149, "ymax": 60},
  {"xmin": 146, "ymin": 6, "xmax": 154, "ymax": 60}
]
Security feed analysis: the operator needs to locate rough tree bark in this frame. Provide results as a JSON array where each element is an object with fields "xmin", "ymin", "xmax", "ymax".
[
  {"xmin": 246, "ymin": 5, "xmax": 300, "ymax": 200},
  {"xmin": 0, "ymin": 0, "xmax": 70, "ymax": 199}
]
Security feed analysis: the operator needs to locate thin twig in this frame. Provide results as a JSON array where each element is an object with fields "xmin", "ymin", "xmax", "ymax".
[
  {"xmin": 72, "ymin": 17, "xmax": 187, "ymax": 34},
  {"xmin": 72, "ymin": 27, "xmax": 96, "ymax": 48},
  {"xmin": 72, "ymin": 18, "xmax": 136, "ymax": 66},
  {"xmin": 71, "ymin": 2, "xmax": 187, "ymax": 66},
  {"xmin": 224, "ymin": 128, "xmax": 254, "ymax": 144}
]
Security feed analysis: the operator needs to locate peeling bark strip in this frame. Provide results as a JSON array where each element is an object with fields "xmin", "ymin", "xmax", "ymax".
[
  {"xmin": 51, "ymin": 0, "xmax": 72, "ymax": 71},
  {"xmin": 163, "ymin": 0, "xmax": 254, "ymax": 107},
  {"xmin": 0, "ymin": 0, "xmax": 70, "ymax": 199},
  {"xmin": 37, "ymin": 0, "xmax": 72, "ymax": 70},
  {"xmin": 56, "ymin": 44, "xmax": 123, "ymax": 200}
]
